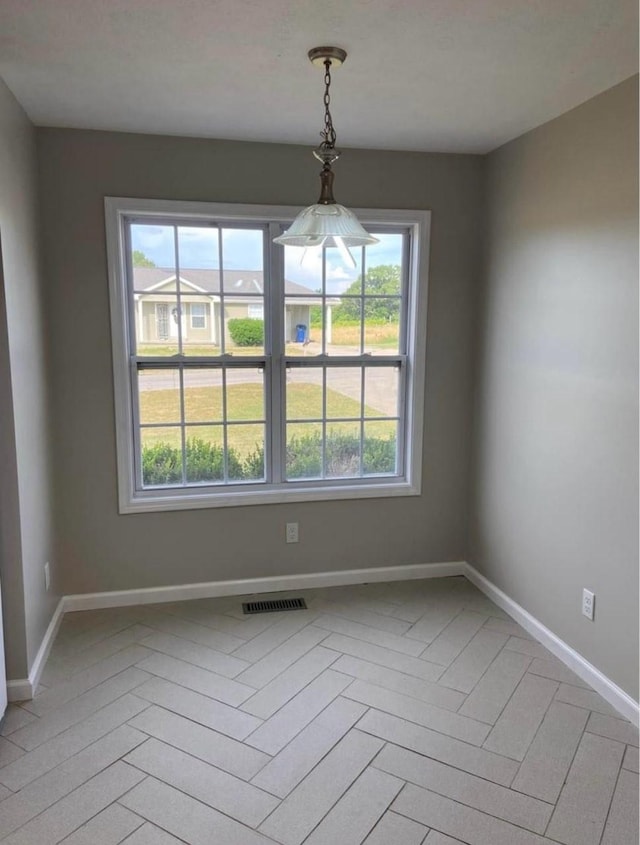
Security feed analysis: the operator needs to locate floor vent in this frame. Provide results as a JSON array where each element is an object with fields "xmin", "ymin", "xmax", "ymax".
[{"xmin": 242, "ymin": 597, "xmax": 307, "ymax": 614}]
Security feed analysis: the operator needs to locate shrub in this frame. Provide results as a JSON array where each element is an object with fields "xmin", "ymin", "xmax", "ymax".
[
  {"xmin": 363, "ymin": 435, "xmax": 396, "ymax": 474},
  {"xmin": 141, "ymin": 441, "xmax": 183, "ymax": 485},
  {"xmin": 142, "ymin": 432, "xmax": 396, "ymax": 486},
  {"xmin": 142, "ymin": 438, "xmax": 243, "ymax": 486},
  {"xmin": 285, "ymin": 433, "xmax": 323, "ymax": 479},
  {"xmin": 285, "ymin": 431, "xmax": 396, "ymax": 479},
  {"xmin": 227, "ymin": 318, "xmax": 264, "ymax": 347}
]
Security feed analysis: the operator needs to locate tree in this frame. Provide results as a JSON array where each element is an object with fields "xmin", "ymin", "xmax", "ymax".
[
  {"xmin": 132, "ymin": 250, "xmax": 156, "ymax": 268},
  {"xmin": 338, "ymin": 264, "xmax": 401, "ymax": 322}
]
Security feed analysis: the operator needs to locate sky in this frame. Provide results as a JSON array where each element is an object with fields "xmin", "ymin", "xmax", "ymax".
[{"xmin": 131, "ymin": 224, "xmax": 403, "ymax": 295}]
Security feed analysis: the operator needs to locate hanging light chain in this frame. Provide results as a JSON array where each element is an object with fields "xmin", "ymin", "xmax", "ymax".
[{"xmin": 320, "ymin": 58, "xmax": 337, "ymax": 152}]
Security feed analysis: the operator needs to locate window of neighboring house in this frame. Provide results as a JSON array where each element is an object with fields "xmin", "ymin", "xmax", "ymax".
[
  {"xmin": 105, "ymin": 198, "xmax": 430, "ymax": 513},
  {"xmin": 190, "ymin": 303, "xmax": 207, "ymax": 329},
  {"xmin": 247, "ymin": 303, "xmax": 264, "ymax": 320}
]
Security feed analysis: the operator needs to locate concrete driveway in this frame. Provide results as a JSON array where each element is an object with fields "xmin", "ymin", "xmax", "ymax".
[{"xmin": 138, "ymin": 346, "xmax": 399, "ymax": 417}]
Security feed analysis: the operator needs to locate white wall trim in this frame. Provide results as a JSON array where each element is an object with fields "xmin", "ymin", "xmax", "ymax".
[
  {"xmin": 7, "ymin": 598, "xmax": 65, "ymax": 703},
  {"xmin": 463, "ymin": 563, "xmax": 639, "ymax": 727},
  {"xmin": 62, "ymin": 561, "xmax": 466, "ymax": 612},
  {"xmin": 10, "ymin": 563, "xmax": 637, "ymax": 727}
]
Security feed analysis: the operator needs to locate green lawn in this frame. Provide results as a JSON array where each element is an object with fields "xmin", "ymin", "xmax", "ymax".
[{"xmin": 139, "ymin": 383, "xmax": 395, "ymax": 456}]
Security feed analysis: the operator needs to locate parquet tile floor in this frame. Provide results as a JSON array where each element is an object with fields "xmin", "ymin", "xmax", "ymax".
[{"xmin": 0, "ymin": 576, "xmax": 637, "ymax": 844}]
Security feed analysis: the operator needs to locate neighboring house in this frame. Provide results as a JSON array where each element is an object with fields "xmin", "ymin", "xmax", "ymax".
[{"xmin": 132, "ymin": 268, "xmax": 340, "ymax": 346}]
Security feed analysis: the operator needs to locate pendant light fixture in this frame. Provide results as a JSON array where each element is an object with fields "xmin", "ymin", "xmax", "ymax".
[{"xmin": 273, "ymin": 47, "xmax": 379, "ymax": 258}]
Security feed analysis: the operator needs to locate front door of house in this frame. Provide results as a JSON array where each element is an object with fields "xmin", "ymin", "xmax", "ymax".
[{"xmin": 156, "ymin": 304, "xmax": 169, "ymax": 340}]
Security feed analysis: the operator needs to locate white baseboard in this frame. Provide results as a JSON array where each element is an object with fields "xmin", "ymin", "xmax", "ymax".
[
  {"xmin": 6, "ymin": 678, "xmax": 32, "ymax": 703},
  {"xmin": 10, "ymin": 561, "xmax": 638, "ymax": 727},
  {"xmin": 7, "ymin": 598, "xmax": 65, "ymax": 703},
  {"xmin": 62, "ymin": 561, "xmax": 466, "ymax": 612},
  {"xmin": 463, "ymin": 563, "xmax": 639, "ymax": 727}
]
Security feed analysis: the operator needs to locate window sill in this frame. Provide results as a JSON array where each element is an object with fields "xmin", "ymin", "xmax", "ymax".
[{"xmin": 119, "ymin": 479, "xmax": 421, "ymax": 514}]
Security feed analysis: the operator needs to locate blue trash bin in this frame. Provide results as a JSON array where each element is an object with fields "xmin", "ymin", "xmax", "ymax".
[{"xmin": 295, "ymin": 324, "xmax": 307, "ymax": 343}]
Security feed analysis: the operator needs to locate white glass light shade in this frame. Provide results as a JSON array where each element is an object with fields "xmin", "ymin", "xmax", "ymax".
[{"xmin": 274, "ymin": 203, "xmax": 379, "ymax": 248}]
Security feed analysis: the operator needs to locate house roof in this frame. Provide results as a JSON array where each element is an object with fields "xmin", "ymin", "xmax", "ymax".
[{"xmin": 133, "ymin": 267, "xmax": 328, "ymax": 299}]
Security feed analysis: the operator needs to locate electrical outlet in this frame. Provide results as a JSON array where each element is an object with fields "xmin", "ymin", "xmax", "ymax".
[
  {"xmin": 44, "ymin": 561, "xmax": 51, "ymax": 592},
  {"xmin": 582, "ymin": 588, "xmax": 595, "ymax": 620},
  {"xmin": 286, "ymin": 522, "xmax": 299, "ymax": 543}
]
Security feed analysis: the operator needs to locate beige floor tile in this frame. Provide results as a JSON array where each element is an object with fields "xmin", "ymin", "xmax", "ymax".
[
  {"xmin": 392, "ymin": 784, "xmax": 553, "ymax": 845},
  {"xmin": 363, "ymin": 810, "xmax": 428, "ymax": 844},
  {"xmin": 41, "ymin": 625, "xmax": 154, "ymax": 687},
  {"xmin": 0, "ymin": 762, "xmax": 144, "ymax": 845},
  {"xmin": 554, "ymin": 683, "xmax": 621, "ymax": 716},
  {"xmin": 527, "ymin": 657, "xmax": 589, "ymax": 688},
  {"xmin": 0, "ymin": 737, "xmax": 25, "ymax": 768},
  {"xmin": 0, "ymin": 726, "xmax": 145, "ymax": 840},
  {"xmin": 59, "ymin": 802, "xmax": 143, "ymax": 844},
  {"xmin": 502, "ymin": 636, "xmax": 550, "ymax": 659},
  {"xmin": 483, "ymin": 673, "xmax": 557, "ymax": 761},
  {"xmin": 622, "ymin": 744, "xmax": 639, "ymax": 772},
  {"xmin": 304, "ymin": 766, "xmax": 404, "ymax": 845},
  {"xmin": 241, "ymin": 645, "xmax": 338, "ymax": 719},
  {"xmin": 458, "ymin": 649, "xmax": 531, "ymax": 724},
  {"xmin": 121, "ymin": 776, "xmax": 274, "ymax": 845},
  {"xmin": 132, "ymin": 676, "xmax": 261, "ymax": 739},
  {"xmin": 510, "ymin": 700, "xmax": 589, "ymax": 803},
  {"xmin": 24, "ymin": 647, "xmax": 151, "ymax": 717},
  {"xmin": 586, "ymin": 711, "xmax": 639, "ymax": 746},
  {"xmin": 332, "ymin": 656, "xmax": 462, "ymax": 708},
  {"xmin": 321, "ymin": 633, "xmax": 443, "ymax": 681},
  {"xmin": 121, "ymin": 822, "xmax": 185, "ymax": 844},
  {"xmin": 343, "ymin": 680, "xmax": 490, "ymax": 745},
  {"xmin": 1, "ymin": 707, "xmax": 37, "ymax": 737},
  {"xmin": 546, "ymin": 731, "xmax": 625, "ymax": 845},
  {"xmin": 310, "ymin": 600, "xmax": 412, "ymax": 635},
  {"xmin": 0, "ymin": 695, "xmax": 148, "ymax": 792},
  {"xmin": 251, "ymin": 696, "xmax": 366, "ymax": 798},
  {"xmin": 128, "ymin": 705, "xmax": 269, "ymax": 780},
  {"xmin": 136, "ymin": 651, "xmax": 254, "ymax": 706},
  {"xmin": 482, "ymin": 618, "xmax": 533, "ymax": 639},
  {"xmin": 375, "ymin": 743, "xmax": 552, "ymax": 833},
  {"xmin": 420, "ymin": 610, "xmax": 487, "ymax": 666},
  {"xmin": 125, "ymin": 738, "xmax": 279, "ymax": 827},
  {"xmin": 358, "ymin": 709, "xmax": 519, "ymax": 786},
  {"xmin": 245, "ymin": 669, "xmax": 352, "ymax": 755},
  {"xmin": 157, "ymin": 601, "xmax": 278, "ymax": 639},
  {"xmin": 11, "ymin": 668, "xmax": 149, "ymax": 751},
  {"xmin": 53, "ymin": 613, "xmax": 142, "ymax": 658},
  {"xmin": 139, "ymin": 631, "xmax": 250, "ymax": 678},
  {"xmin": 232, "ymin": 613, "xmax": 319, "ymax": 663},
  {"xmin": 235, "ymin": 626, "xmax": 329, "ymax": 689},
  {"xmin": 601, "ymin": 768, "xmax": 639, "ymax": 845},
  {"xmin": 438, "ymin": 629, "xmax": 508, "ymax": 693},
  {"xmin": 259, "ymin": 729, "xmax": 384, "ymax": 845},
  {"xmin": 141, "ymin": 609, "xmax": 246, "ymax": 653},
  {"xmin": 404, "ymin": 600, "xmax": 466, "ymax": 644},
  {"xmin": 314, "ymin": 614, "xmax": 427, "ymax": 655},
  {"xmin": 424, "ymin": 833, "xmax": 467, "ymax": 844}
]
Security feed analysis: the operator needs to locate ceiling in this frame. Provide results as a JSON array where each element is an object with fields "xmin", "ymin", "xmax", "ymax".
[{"xmin": 0, "ymin": 0, "xmax": 637, "ymax": 154}]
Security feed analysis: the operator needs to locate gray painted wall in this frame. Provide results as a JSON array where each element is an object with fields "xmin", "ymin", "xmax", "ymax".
[
  {"xmin": 0, "ymin": 78, "xmax": 59, "ymax": 679},
  {"xmin": 470, "ymin": 76, "xmax": 639, "ymax": 698},
  {"xmin": 36, "ymin": 129, "xmax": 484, "ymax": 595}
]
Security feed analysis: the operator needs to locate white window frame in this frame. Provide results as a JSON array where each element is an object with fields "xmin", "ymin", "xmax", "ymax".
[
  {"xmin": 190, "ymin": 302, "xmax": 207, "ymax": 329},
  {"xmin": 247, "ymin": 303, "xmax": 265, "ymax": 320},
  {"xmin": 105, "ymin": 197, "xmax": 430, "ymax": 513}
]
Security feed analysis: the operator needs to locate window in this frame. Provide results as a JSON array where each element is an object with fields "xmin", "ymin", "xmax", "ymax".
[
  {"xmin": 190, "ymin": 303, "xmax": 207, "ymax": 329},
  {"xmin": 106, "ymin": 198, "xmax": 429, "ymax": 512},
  {"xmin": 248, "ymin": 303, "xmax": 264, "ymax": 320}
]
